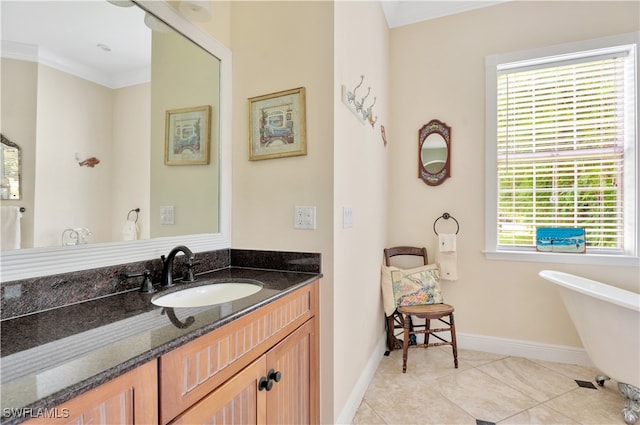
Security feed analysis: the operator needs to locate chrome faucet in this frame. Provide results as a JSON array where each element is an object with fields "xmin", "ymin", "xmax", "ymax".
[{"xmin": 161, "ymin": 245, "xmax": 195, "ymax": 287}]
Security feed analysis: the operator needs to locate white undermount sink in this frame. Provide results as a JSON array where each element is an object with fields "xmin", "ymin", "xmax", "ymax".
[{"xmin": 151, "ymin": 282, "xmax": 263, "ymax": 308}]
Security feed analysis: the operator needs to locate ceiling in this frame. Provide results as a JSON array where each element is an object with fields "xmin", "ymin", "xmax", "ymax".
[
  {"xmin": 1, "ymin": 0, "xmax": 506, "ymax": 89},
  {"xmin": 1, "ymin": 1, "xmax": 151, "ymax": 89},
  {"xmin": 380, "ymin": 0, "xmax": 508, "ymax": 28}
]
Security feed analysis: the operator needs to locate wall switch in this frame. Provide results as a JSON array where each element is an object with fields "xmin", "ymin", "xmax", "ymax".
[
  {"xmin": 294, "ymin": 206, "xmax": 316, "ymax": 229},
  {"xmin": 160, "ymin": 205, "xmax": 175, "ymax": 225},
  {"xmin": 343, "ymin": 207, "xmax": 353, "ymax": 228}
]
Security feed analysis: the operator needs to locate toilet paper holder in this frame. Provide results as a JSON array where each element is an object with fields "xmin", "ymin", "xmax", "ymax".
[{"xmin": 433, "ymin": 212, "xmax": 459, "ymax": 235}]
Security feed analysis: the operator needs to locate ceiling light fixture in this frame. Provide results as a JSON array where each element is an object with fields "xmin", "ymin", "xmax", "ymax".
[{"xmin": 144, "ymin": 13, "xmax": 171, "ymax": 33}]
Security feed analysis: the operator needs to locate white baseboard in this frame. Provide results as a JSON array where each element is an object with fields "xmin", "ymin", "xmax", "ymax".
[
  {"xmin": 456, "ymin": 332, "xmax": 593, "ymax": 367},
  {"xmin": 336, "ymin": 331, "xmax": 593, "ymax": 424},
  {"xmin": 334, "ymin": 333, "xmax": 387, "ymax": 425}
]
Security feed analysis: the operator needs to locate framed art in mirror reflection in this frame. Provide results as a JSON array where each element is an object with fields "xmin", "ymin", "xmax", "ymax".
[{"xmin": 165, "ymin": 105, "xmax": 211, "ymax": 165}]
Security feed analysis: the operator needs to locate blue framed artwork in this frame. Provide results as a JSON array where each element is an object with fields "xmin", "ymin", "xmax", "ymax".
[{"xmin": 536, "ymin": 227, "xmax": 586, "ymax": 253}]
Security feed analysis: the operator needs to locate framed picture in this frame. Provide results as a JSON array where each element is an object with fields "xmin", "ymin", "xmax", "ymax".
[
  {"xmin": 536, "ymin": 227, "xmax": 586, "ymax": 253},
  {"xmin": 248, "ymin": 87, "xmax": 306, "ymax": 161},
  {"xmin": 165, "ymin": 105, "xmax": 211, "ymax": 165}
]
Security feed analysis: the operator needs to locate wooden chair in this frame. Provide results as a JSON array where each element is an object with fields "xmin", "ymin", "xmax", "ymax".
[{"xmin": 384, "ymin": 246, "xmax": 458, "ymax": 373}]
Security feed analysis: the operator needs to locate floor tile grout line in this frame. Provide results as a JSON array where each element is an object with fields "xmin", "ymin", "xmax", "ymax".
[{"xmin": 355, "ymin": 349, "xmax": 619, "ymax": 425}]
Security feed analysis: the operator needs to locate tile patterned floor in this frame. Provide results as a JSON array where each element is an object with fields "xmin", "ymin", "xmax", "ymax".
[{"xmin": 352, "ymin": 347, "xmax": 627, "ymax": 425}]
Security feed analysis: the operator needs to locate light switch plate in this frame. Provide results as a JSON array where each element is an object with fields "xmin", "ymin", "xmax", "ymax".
[
  {"xmin": 160, "ymin": 205, "xmax": 175, "ymax": 225},
  {"xmin": 343, "ymin": 207, "xmax": 353, "ymax": 228}
]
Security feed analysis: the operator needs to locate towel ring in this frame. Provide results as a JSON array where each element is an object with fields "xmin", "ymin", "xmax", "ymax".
[
  {"xmin": 127, "ymin": 208, "xmax": 140, "ymax": 223},
  {"xmin": 433, "ymin": 212, "xmax": 459, "ymax": 235}
]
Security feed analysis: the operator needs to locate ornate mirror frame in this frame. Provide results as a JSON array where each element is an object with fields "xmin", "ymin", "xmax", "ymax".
[
  {"xmin": 0, "ymin": 1, "xmax": 232, "ymax": 282},
  {"xmin": 0, "ymin": 134, "xmax": 21, "ymax": 200},
  {"xmin": 418, "ymin": 119, "xmax": 451, "ymax": 186}
]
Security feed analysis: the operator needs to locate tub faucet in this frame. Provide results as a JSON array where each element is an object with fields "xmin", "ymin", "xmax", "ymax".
[{"xmin": 161, "ymin": 245, "xmax": 195, "ymax": 287}]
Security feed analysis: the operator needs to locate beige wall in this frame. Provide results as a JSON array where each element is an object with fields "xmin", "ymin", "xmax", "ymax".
[
  {"xmin": 0, "ymin": 59, "xmax": 37, "ymax": 248},
  {"xmin": 1, "ymin": 60, "xmax": 151, "ymax": 247},
  {"xmin": 229, "ymin": 1, "xmax": 335, "ymax": 422},
  {"xmin": 34, "ymin": 65, "xmax": 114, "ymax": 247},
  {"xmin": 112, "ymin": 83, "xmax": 151, "ymax": 241},
  {"xmin": 150, "ymin": 29, "xmax": 220, "ymax": 238},
  {"xmin": 225, "ymin": 1, "xmax": 639, "ymax": 422},
  {"xmin": 334, "ymin": 1, "xmax": 390, "ymax": 420},
  {"xmin": 388, "ymin": 1, "xmax": 640, "ymax": 347}
]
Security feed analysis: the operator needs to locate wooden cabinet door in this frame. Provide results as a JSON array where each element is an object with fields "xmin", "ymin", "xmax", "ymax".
[
  {"xmin": 24, "ymin": 360, "xmax": 158, "ymax": 425},
  {"xmin": 266, "ymin": 318, "xmax": 318, "ymax": 425},
  {"xmin": 170, "ymin": 356, "xmax": 267, "ymax": 425},
  {"xmin": 159, "ymin": 282, "xmax": 316, "ymax": 424}
]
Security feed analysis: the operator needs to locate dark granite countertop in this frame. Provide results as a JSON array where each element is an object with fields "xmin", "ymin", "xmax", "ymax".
[{"xmin": 0, "ymin": 266, "xmax": 320, "ymax": 424}]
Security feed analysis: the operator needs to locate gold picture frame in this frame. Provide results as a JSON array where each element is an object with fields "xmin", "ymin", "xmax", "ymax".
[
  {"xmin": 165, "ymin": 105, "xmax": 211, "ymax": 165},
  {"xmin": 248, "ymin": 87, "xmax": 306, "ymax": 160}
]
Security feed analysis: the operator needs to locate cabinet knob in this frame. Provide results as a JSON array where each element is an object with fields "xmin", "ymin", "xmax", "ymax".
[
  {"xmin": 258, "ymin": 376, "xmax": 273, "ymax": 391},
  {"xmin": 268, "ymin": 369, "xmax": 282, "ymax": 383}
]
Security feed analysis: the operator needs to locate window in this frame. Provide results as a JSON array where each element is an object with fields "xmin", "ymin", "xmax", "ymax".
[{"xmin": 485, "ymin": 34, "xmax": 639, "ymax": 264}]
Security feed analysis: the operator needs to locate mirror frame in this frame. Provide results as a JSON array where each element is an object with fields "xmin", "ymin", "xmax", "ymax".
[
  {"xmin": 0, "ymin": 0, "xmax": 232, "ymax": 282},
  {"xmin": 418, "ymin": 119, "xmax": 451, "ymax": 186},
  {"xmin": 1, "ymin": 133, "xmax": 21, "ymax": 200}
]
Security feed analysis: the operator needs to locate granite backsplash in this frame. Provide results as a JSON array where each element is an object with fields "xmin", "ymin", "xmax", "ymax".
[{"xmin": 0, "ymin": 249, "xmax": 320, "ymax": 320}]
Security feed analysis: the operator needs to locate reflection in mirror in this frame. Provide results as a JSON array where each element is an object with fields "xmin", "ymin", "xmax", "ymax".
[
  {"xmin": 0, "ymin": 1, "xmax": 231, "ymax": 282},
  {"xmin": 1, "ymin": 0, "xmax": 219, "ymax": 249},
  {"xmin": 418, "ymin": 119, "xmax": 451, "ymax": 186},
  {"xmin": 0, "ymin": 134, "xmax": 21, "ymax": 200}
]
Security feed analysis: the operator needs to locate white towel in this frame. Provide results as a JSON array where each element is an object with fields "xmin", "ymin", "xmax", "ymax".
[
  {"xmin": 437, "ymin": 251, "xmax": 458, "ymax": 281},
  {"xmin": 437, "ymin": 233, "xmax": 458, "ymax": 281},
  {"xmin": 1, "ymin": 206, "xmax": 22, "ymax": 250},
  {"xmin": 122, "ymin": 220, "xmax": 138, "ymax": 241},
  {"xmin": 438, "ymin": 233, "xmax": 457, "ymax": 252}
]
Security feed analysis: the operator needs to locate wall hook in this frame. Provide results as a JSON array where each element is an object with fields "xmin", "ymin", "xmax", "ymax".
[
  {"xmin": 341, "ymin": 75, "xmax": 377, "ymax": 129},
  {"xmin": 362, "ymin": 96, "xmax": 376, "ymax": 121},
  {"xmin": 346, "ymin": 75, "xmax": 364, "ymax": 104}
]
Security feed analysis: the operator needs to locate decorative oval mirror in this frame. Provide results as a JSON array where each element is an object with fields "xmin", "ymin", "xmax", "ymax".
[
  {"xmin": 0, "ymin": 134, "xmax": 21, "ymax": 200},
  {"xmin": 418, "ymin": 119, "xmax": 451, "ymax": 186}
]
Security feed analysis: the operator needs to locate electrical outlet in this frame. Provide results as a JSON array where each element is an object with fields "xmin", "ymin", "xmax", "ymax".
[
  {"xmin": 343, "ymin": 207, "xmax": 353, "ymax": 228},
  {"xmin": 160, "ymin": 205, "xmax": 175, "ymax": 225},
  {"xmin": 294, "ymin": 206, "xmax": 316, "ymax": 229}
]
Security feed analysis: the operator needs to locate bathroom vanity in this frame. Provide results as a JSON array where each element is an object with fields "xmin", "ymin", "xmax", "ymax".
[{"xmin": 0, "ymin": 250, "xmax": 321, "ymax": 425}]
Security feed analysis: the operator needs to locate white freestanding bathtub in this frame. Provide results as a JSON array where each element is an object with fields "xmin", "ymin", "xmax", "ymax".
[{"xmin": 539, "ymin": 270, "xmax": 640, "ymax": 424}]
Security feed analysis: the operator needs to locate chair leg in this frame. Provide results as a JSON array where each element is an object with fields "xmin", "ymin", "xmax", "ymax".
[
  {"xmin": 450, "ymin": 313, "xmax": 458, "ymax": 368},
  {"xmin": 402, "ymin": 314, "xmax": 410, "ymax": 373},
  {"xmin": 385, "ymin": 315, "xmax": 394, "ymax": 352},
  {"xmin": 424, "ymin": 318, "xmax": 431, "ymax": 347}
]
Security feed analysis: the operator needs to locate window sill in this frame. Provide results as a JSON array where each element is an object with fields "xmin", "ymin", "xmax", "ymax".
[{"xmin": 484, "ymin": 249, "xmax": 640, "ymax": 267}]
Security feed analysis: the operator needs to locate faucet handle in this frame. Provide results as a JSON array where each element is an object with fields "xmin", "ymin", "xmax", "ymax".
[
  {"xmin": 183, "ymin": 258, "xmax": 200, "ymax": 283},
  {"xmin": 124, "ymin": 270, "xmax": 156, "ymax": 294}
]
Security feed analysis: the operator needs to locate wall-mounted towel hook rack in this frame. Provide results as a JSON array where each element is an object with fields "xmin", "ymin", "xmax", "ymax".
[
  {"xmin": 127, "ymin": 208, "xmax": 140, "ymax": 223},
  {"xmin": 433, "ymin": 212, "xmax": 459, "ymax": 235},
  {"xmin": 19, "ymin": 207, "xmax": 25, "ymax": 212},
  {"xmin": 342, "ymin": 75, "xmax": 378, "ymax": 128}
]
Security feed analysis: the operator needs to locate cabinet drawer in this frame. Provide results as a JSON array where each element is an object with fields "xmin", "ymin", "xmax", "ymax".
[
  {"xmin": 160, "ymin": 281, "xmax": 317, "ymax": 424},
  {"xmin": 23, "ymin": 360, "xmax": 158, "ymax": 425}
]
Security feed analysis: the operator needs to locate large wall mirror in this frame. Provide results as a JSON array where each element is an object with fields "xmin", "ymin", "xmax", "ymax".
[
  {"xmin": 0, "ymin": 0, "xmax": 231, "ymax": 281},
  {"xmin": 418, "ymin": 119, "xmax": 451, "ymax": 186}
]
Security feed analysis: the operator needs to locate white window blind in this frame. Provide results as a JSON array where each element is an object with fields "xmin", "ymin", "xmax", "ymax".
[{"xmin": 495, "ymin": 48, "xmax": 635, "ymax": 253}]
